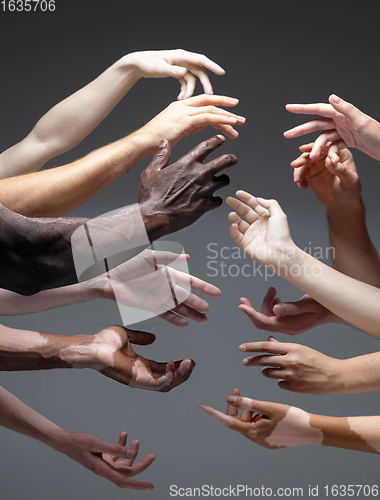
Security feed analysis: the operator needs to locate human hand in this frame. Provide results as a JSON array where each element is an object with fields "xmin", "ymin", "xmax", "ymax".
[
  {"xmin": 239, "ymin": 336, "xmax": 345, "ymax": 395},
  {"xmin": 60, "ymin": 430, "xmax": 155, "ymax": 489},
  {"xmin": 139, "ymin": 135, "xmax": 237, "ymax": 241},
  {"xmin": 199, "ymin": 389, "xmax": 322, "ymax": 449},
  {"xmin": 290, "ymin": 144, "xmax": 362, "ymax": 210},
  {"xmin": 139, "ymin": 95, "xmax": 245, "ymax": 154},
  {"xmin": 226, "ymin": 191, "xmax": 295, "ymax": 268},
  {"xmin": 239, "ymin": 287, "xmax": 340, "ymax": 335},
  {"xmin": 284, "ymin": 95, "xmax": 380, "ymax": 163},
  {"xmin": 90, "ymin": 326, "xmax": 195, "ymax": 392},
  {"xmin": 126, "ymin": 49, "xmax": 225, "ymax": 99},
  {"xmin": 99, "ymin": 249, "xmax": 222, "ymax": 327}
]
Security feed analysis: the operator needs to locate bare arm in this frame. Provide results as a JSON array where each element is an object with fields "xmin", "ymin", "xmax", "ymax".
[
  {"xmin": 199, "ymin": 390, "xmax": 380, "ymax": 454},
  {"xmin": 240, "ymin": 337, "xmax": 380, "ymax": 395},
  {"xmin": 0, "ymin": 386, "xmax": 155, "ymax": 489},
  {"xmin": 0, "ymin": 95, "xmax": 244, "ymax": 218},
  {"xmin": 0, "ymin": 49, "xmax": 225, "ymax": 179}
]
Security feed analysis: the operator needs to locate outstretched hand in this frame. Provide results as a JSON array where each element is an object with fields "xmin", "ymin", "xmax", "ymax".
[
  {"xmin": 139, "ymin": 135, "xmax": 237, "ymax": 241},
  {"xmin": 128, "ymin": 49, "xmax": 225, "ymax": 99},
  {"xmin": 239, "ymin": 336, "xmax": 345, "ymax": 395},
  {"xmin": 90, "ymin": 326, "xmax": 195, "ymax": 392},
  {"xmin": 226, "ymin": 191, "xmax": 294, "ymax": 267},
  {"xmin": 284, "ymin": 94, "xmax": 380, "ymax": 163},
  {"xmin": 199, "ymin": 389, "xmax": 318, "ymax": 449},
  {"xmin": 61, "ymin": 431, "xmax": 155, "ymax": 489},
  {"xmin": 239, "ymin": 287, "xmax": 339, "ymax": 335}
]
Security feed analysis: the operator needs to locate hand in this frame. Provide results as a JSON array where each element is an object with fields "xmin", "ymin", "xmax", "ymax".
[
  {"xmin": 139, "ymin": 95, "xmax": 245, "ymax": 153},
  {"xmin": 90, "ymin": 326, "xmax": 195, "ymax": 392},
  {"xmin": 239, "ymin": 337, "xmax": 345, "ymax": 395},
  {"xmin": 284, "ymin": 94, "xmax": 380, "ymax": 163},
  {"xmin": 126, "ymin": 49, "xmax": 225, "ymax": 99},
  {"xmin": 226, "ymin": 191, "xmax": 295, "ymax": 268},
  {"xmin": 88, "ymin": 249, "xmax": 222, "ymax": 327},
  {"xmin": 239, "ymin": 287, "xmax": 340, "ymax": 335},
  {"xmin": 139, "ymin": 135, "xmax": 237, "ymax": 241},
  {"xmin": 199, "ymin": 389, "xmax": 320, "ymax": 449},
  {"xmin": 290, "ymin": 144, "xmax": 362, "ymax": 210},
  {"xmin": 60, "ymin": 430, "xmax": 155, "ymax": 489}
]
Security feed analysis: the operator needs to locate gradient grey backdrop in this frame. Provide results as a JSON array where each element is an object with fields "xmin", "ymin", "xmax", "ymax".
[{"xmin": 1, "ymin": 1, "xmax": 380, "ymax": 498}]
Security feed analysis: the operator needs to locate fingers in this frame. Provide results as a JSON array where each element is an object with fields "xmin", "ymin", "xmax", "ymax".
[
  {"xmin": 127, "ymin": 329, "xmax": 156, "ymax": 346},
  {"xmin": 168, "ymin": 50, "xmax": 225, "ymax": 76},
  {"xmin": 188, "ymin": 134, "xmax": 225, "ymax": 162},
  {"xmin": 261, "ymin": 287, "xmax": 278, "ymax": 316},
  {"xmin": 309, "ymin": 130, "xmax": 340, "ymax": 160},
  {"xmin": 93, "ymin": 438, "xmax": 134, "ymax": 459},
  {"xmin": 119, "ymin": 453, "xmax": 156, "ymax": 475},
  {"xmin": 243, "ymin": 355, "xmax": 285, "ymax": 368},
  {"xmin": 150, "ymin": 140, "xmax": 172, "ymax": 170},
  {"xmin": 203, "ymin": 154, "xmax": 238, "ymax": 177},
  {"xmin": 327, "ymin": 139, "xmax": 348, "ymax": 163},
  {"xmin": 184, "ymin": 94, "xmax": 238, "ymax": 108},
  {"xmin": 227, "ymin": 388, "xmax": 241, "ymax": 416},
  {"xmin": 228, "ymin": 211, "xmax": 250, "ymax": 233},
  {"xmin": 285, "ymin": 102, "xmax": 336, "ymax": 119},
  {"xmin": 178, "ymin": 71, "xmax": 197, "ymax": 99},
  {"xmin": 229, "ymin": 223, "xmax": 244, "ymax": 246},
  {"xmin": 226, "ymin": 196, "xmax": 262, "ymax": 224},
  {"xmin": 284, "ymin": 117, "xmax": 335, "ymax": 139},
  {"xmin": 239, "ymin": 339, "xmax": 289, "ymax": 355},
  {"xmin": 328, "ymin": 94, "xmax": 359, "ymax": 122},
  {"xmin": 226, "ymin": 395, "xmax": 275, "ymax": 417},
  {"xmin": 234, "ymin": 190, "xmax": 269, "ymax": 216},
  {"xmin": 198, "ymin": 405, "xmax": 249, "ymax": 433},
  {"xmin": 255, "ymin": 197, "xmax": 286, "ymax": 218},
  {"xmin": 187, "ymin": 64, "xmax": 213, "ymax": 95}
]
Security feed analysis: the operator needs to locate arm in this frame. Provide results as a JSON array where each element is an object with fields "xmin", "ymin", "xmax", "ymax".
[
  {"xmin": 0, "ymin": 49, "xmax": 225, "ymax": 179},
  {"xmin": 290, "ymin": 145, "xmax": 380, "ymax": 286},
  {"xmin": 199, "ymin": 389, "xmax": 380, "ymax": 454},
  {"xmin": 239, "ymin": 287, "xmax": 340, "ymax": 335},
  {"xmin": 0, "ymin": 324, "xmax": 194, "ymax": 392},
  {"xmin": 239, "ymin": 337, "xmax": 380, "ymax": 395},
  {"xmin": 284, "ymin": 94, "xmax": 380, "ymax": 163},
  {"xmin": 0, "ymin": 135, "xmax": 236, "ymax": 295},
  {"xmin": 0, "ymin": 386, "xmax": 155, "ymax": 488},
  {"xmin": 226, "ymin": 191, "xmax": 380, "ymax": 339},
  {"xmin": 0, "ymin": 95, "xmax": 244, "ymax": 218}
]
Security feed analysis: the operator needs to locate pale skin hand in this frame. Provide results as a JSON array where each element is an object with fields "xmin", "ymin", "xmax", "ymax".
[
  {"xmin": 240, "ymin": 336, "xmax": 380, "ymax": 395},
  {"xmin": 227, "ymin": 191, "xmax": 380, "ymax": 339},
  {"xmin": 127, "ymin": 49, "xmax": 225, "ymax": 100},
  {"xmin": 0, "ymin": 324, "xmax": 195, "ymax": 393},
  {"xmin": 290, "ymin": 145, "xmax": 380, "ymax": 287},
  {"xmin": 0, "ymin": 49, "xmax": 225, "ymax": 179},
  {"xmin": 239, "ymin": 287, "xmax": 340, "ymax": 336},
  {"xmin": 0, "ymin": 95, "xmax": 244, "ymax": 218},
  {"xmin": 199, "ymin": 389, "xmax": 380, "ymax": 454},
  {"xmin": 0, "ymin": 386, "xmax": 155, "ymax": 489},
  {"xmin": 0, "ymin": 251, "xmax": 221, "ymax": 328},
  {"xmin": 97, "ymin": 250, "xmax": 222, "ymax": 327},
  {"xmin": 284, "ymin": 94, "xmax": 380, "ymax": 163}
]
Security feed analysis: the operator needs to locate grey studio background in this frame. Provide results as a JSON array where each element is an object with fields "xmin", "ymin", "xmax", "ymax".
[{"xmin": 1, "ymin": 1, "xmax": 380, "ymax": 499}]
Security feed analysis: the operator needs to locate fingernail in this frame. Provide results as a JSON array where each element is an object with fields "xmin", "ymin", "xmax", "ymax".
[
  {"xmin": 239, "ymin": 344, "xmax": 247, "ymax": 351},
  {"xmin": 237, "ymin": 115, "xmax": 246, "ymax": 122},
  {"xmin": 273, "ymin": 304, "xmax": 283, "ymax": 314},
  {"xmin": 216, "ymin": 134, "xmax": 225, "ymax": 140},
  {"xmin": 229, "ymin": 98, "xmax": 239, "ymax": 103},
  {"xmin": 294, "ymin": 173, "xmax": 301, "ymax": 182},
  {"xmin": 243, "ymin": 358, "xmax": 249, "ymax": 365},
  {"xmin": 227, "ymin": 396, "xmax": 237, "ymax": 403},
  {"xmin": 231, "ymin": 129, "xmax": 239, "ymax": 137},
  {"xmin": 126, "ymin": 450, "xmax": 135, "ymax": 458},
  {"xmin": 159, "ymin": 140, "xmax": 167, "ymax": 148},
  {"xmin": 330, "ymin": 94, "xmax": 341, "ymax": 104}
]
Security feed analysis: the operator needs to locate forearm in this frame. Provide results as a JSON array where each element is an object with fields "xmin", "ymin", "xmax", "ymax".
[
  {"xmin": 328, "ymin": 353, "xmax": 380, "ymax": 395},
  {"xmin": 328, "ymin": 200, "xmax": 380, "ymax": 287},
  {"xmin": 0, "ymin": 283, "xmax": 102, "ymax": 316},
  {"xmin": 0, "ymin": 324, "xmax": 95, "ymax": 371},
  {"xmin": 309, "ymin": 414, "xmax": 380, "ymax": 454},
  {"xmin": 0, "ymin": 132, "xmax": 149, "ymax": 218},
  {"xmin": 0, "ymin": 55, "xmax": 140, "ymax": 179},
  {"xmin": 0, "ymin": 386, "xmax": 68, "ymax": 450},
  {"xmin": 275, "ymin": 248, "xmax": 380, "ymax": 338}
]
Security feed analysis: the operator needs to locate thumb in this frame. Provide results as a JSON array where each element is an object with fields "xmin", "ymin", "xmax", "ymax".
[
  {"xmin": 329, "ymin": 94, "xmax": 361, "ymax": 122},
  {"xmin": 150, "ymin": 140, "xmax": 172, "ymax": 170},
  {"xmin": 325, "ymin": 156, "xmax": 359, "ymax": 185},
  {"xmin": 127, "ymin": 329, "xmax": 156, "ymax": 345}
]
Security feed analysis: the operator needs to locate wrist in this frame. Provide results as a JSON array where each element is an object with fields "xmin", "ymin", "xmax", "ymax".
[
  {"xmin": 139, "ymin": 202, "xmax": 169, "ymax": 242},
  {"xmin": 115, "ymin": 53, "xmax": 141, "ymax": 84},
  {"xmin": 58, "ymin": 334, "xmax": 98, "ymax": 370},
  {"xmin": 269, "ymin": 244, "xmax": 305, "ymax": 278},
  {"xmin": 327, "ymin": 198, "xmax": 365, "ymax": 224}
]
